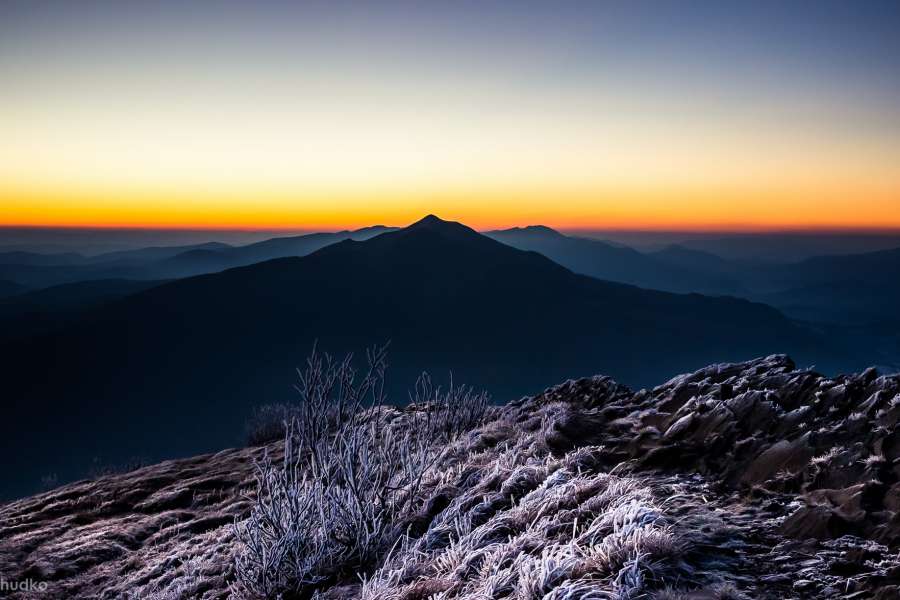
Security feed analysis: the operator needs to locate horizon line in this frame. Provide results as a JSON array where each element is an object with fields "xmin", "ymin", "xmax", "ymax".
[{"xmin": 4, "ymin": 219, "xmax": 900, "ymax": 236}]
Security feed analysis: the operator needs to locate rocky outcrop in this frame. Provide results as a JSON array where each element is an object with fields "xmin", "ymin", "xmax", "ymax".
[
  {"xmin": 532, "ymin": 355, "xmax": 900, "ymax": 547},
  {"xmin": 524, "ymin": 355, "xmax": 900, "ymax": 598},
  {"xmin": 2, "ymin": 355, "xmax": 900, "ymax": 598}
]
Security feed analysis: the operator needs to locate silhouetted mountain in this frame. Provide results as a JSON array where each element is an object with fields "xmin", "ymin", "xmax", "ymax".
[
  {"xmin": 752, "ymin": 247, "xmax": 900, "ymax": 324},
  {"xmin": 780, "ymin": 246, "xmax": 900, "ymax": 285},
  {"xmin": 485, "ymin": 226, "xmax": 742, "ymax": 294},
  {"xmin": 0, "ymin": 215, "xmax": 844, "ymax": 499},
  {"xmin": 0, "ymin": 227, "xmax": 397, "ymax": 290},
  {"xmin": 86, "ymin": 242, "xmax": 233, "ymax": 264},
  {"xmin": 218, "ymin": 225, "xmax": 396, "ymax": 267},
  {"xmin": 150, "ymin": 225, "xmax": 398, "ymax": 276},
  {"xmin": 678, "ymin": 233, "xmax": 900, "ymax": 262},
  {"xmin": 154, "ymin": 248, "xmax": 236, "ymax": 278},
  {"xmin": 648, "ymin": 244, "xmax": 737, "ymax": 275}
]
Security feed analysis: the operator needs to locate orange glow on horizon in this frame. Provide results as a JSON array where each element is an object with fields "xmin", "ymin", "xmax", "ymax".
[{"xmin": 3, "ymin": 180, "xmax": 899, "ymax": 233}]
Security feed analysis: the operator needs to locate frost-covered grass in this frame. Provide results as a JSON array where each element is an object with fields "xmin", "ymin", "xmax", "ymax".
[
  {"xmin": 810, "ymin": 446, "xmax": 844, "ymax": 466},
  {"xmin": 130, "ymin": 557, "xmax": 206, "ymax": 600},
  {"xmin": 358, "ymin": 443, "xmax": 689, "ymax": 600},
  {"xmin": 232, "ymin": 347, "xmax": 737, "ymax": 599},
  {"xmin": 232, "ymin": 346, "xmax": 490, "ymax": 598}
]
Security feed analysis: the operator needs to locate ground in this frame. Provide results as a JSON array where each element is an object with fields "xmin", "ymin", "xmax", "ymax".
[{"xmin": 2, "ymin": 355, "xmax": 900, "ymax": 598}]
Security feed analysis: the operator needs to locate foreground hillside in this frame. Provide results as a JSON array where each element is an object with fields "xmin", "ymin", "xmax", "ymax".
[{"xmin": 3, "ymin": 355, "xmax": 900, "ymax": 598}]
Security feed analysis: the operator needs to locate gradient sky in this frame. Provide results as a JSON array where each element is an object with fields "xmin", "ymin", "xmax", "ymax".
[{"xmin": 2, "ymin": 0, "xmax": 899, "ymax": 230}]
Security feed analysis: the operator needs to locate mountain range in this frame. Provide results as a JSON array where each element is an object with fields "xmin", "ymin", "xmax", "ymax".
[
  {"xmin": 0, "ymin": 226, "xmax": 394, "ymax": 290},
  {"xmin": 485, "ymin": 226, "xmax": 900, "ymax": 349},
  {"xmin": 0, "ymin": 215, "xmax": 843, "ymax": 499},
  {"xmin": 485, "ymin": 225, "xmax": 744, "ymax": 295}
]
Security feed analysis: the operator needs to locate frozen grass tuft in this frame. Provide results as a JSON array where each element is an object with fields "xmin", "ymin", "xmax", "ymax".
[
  {"xmin": 362, "ymin": 443, "xmax": 699, "ymax": 600},
  {"xmin": 232, "ymin": 345, "xmax": 489, "ymax": 598}
]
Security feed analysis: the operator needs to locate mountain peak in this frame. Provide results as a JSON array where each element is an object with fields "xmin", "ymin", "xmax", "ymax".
[
  {"xmin": 409, "ymin": 214, "xmax": 452, "ymax": 228},
  {"xmin": 403, "ymin": 214, "xmax": 482, "ymax": 239}
]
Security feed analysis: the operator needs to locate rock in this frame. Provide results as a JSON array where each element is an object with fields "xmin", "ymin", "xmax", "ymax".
[
  {"xmin": 664, "ymin": 412, "xmax": 694, "ymax": 438},
  {"xmin": 742, "ymin": 436, "xmax": 814, "ymax": 486}
]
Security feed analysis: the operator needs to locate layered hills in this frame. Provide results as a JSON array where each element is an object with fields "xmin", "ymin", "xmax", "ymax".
[{"xmin": 0, "ymin": 216, "xmax": 836, "ymax": 498}]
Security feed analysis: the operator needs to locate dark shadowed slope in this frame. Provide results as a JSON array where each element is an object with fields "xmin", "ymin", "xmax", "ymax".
[
  {"xmin": 0, "ymin": 279, "xmax": 168, "ymax": 342},
  {"xmin": 738, "ymin": 246, "xmax": 900, "ymax": 328},
  {"xmin": 0, "ymin": 279, "xmax": 26, "ymax": 298},
  {"xmin": 85, "ymin": 241, "xmax": 233, "ymax": 264},
  {"xmin": 0, "ymin": 251, "xmax": 86, "ymax": 266},
  {"xmin": 0, "ymin": 215, "xmax": 838, "ymax": 499},
  {"xmin": 679, "ymin": 232, "xmax": 900, "ymax": 262},
  {"xmin": 222, "ymin": 225, "xmax": 395, "ymax": 267},
  {"xmin": 648, "ymin": 243, "xmax": 739, "ymax": 274},
  {"xmin": 486, "ymin": 225, "xmax": 743, "ymax": 294}
]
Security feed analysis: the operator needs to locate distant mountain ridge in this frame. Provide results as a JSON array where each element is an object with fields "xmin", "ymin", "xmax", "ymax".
[
  {"xmin": 486, "ymin": 226, "xmax": 900, "ymax": 333},
  {"xmin": 0, "ymin": 226, "xmax": 396, "ymax": 289},
  {"xmin": 485, "ymin": 225, "xmax": 744, "ymax": 294}
]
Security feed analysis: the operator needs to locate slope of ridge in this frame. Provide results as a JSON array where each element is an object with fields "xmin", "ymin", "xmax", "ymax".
[
  {"xmin": 0, "ymin": 215, "xmax": 837, "ymax": 499},
  {"xmin": 485, "ymin": 225, "xmax": 743, "ymax": 295},
  {"xmin": 0, "ymin": 227, "xmax": 396, "ymax": 289},
  {"xmin": 3, "ymin": 356, "xmax": 900, "ymax": 599}
]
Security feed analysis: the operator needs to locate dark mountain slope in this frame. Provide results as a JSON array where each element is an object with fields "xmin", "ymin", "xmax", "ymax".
[
  {"xmin": 0, "ymin": 227, "xmax": 395, "ymax": 289},
  {"xmin": 649, "ymin": 243, "xmax": 738, "ymax": 274},
  {"xmin": 224, "ymin": 225, "xmax": 395, "ymax": 266},
  {"xmin": 486, "ymin": 225, "xmax": 742, "ymax": 294},
  {"xmin": 0, "ymin": 215, "xmax": 837, "ymax": 499},
  {"xmin": 1, "ymin": 278, "xmax": 166, "ymax": 312},
  {"xmin": 0, "ymin": 279, "xmax": 26, "ymax": 298},
  {"xmin": 0, "ymin": 261, "xmax": 151, "ymax": 289},
  {"xmin": 0, "ymin": 250, "xmax": 86, "ymax": 266},
  {"xmin": 680, "ymin": 232, "xmax": 900, "ymax": 262},
  {"xmin": 86, "ymin": 241, "xmax": 233, "ymax": 264},
  {"xmin": 0, "ymin": 278, "xmax": 167, "ymax": 342},
  {"xmin": 747, "ymin": 246, "xmax": 900, "ymax": 323}
]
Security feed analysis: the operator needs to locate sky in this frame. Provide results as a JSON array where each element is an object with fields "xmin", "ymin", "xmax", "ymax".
[{"xmin": 1, "ymin": 0, "xmax": 899, "ymax": 231}]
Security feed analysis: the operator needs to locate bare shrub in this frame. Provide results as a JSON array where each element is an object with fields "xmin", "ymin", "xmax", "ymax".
[
  {"xmin": 409, "ymin": 372, "xmax": 490, "ymax": 442},
  {"xmin": 291, "ymin": 343, "xmax": 389, "ymax": 458},
  {"xmin": 232, "ymin": 344, "xmax": 490, "ymax": 598},
  {"xmin": 232, "ymin": 435, "xmax": 331, "ymax": 596}
]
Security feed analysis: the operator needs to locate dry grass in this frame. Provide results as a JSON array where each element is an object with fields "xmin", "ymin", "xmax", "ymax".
[
  {"xmin": 232, "ymin": 347, "xmax": 750, "ymax": 599},
  {"xmin": 232, "ymin": 346, "xmax": 490, "ymax": 598}
]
